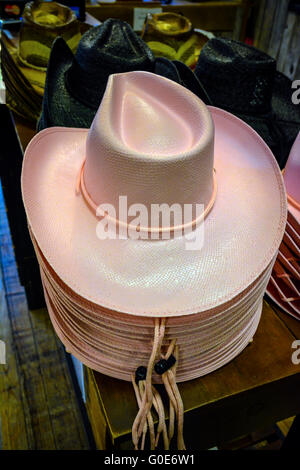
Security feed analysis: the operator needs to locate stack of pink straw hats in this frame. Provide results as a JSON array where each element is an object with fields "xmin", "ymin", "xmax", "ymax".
[
  {"xmin": 22, "ymin": 71, "xmax": 287, "ymax": 448},
  {"xmin": 267, "ymin": 133, "xmax": 300, "ymax": 319}
]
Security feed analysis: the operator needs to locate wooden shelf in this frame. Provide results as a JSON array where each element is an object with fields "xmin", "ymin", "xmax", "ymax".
[{"xmin": 87, "ymin": 1, "xmax": 251, "ymax": 39}]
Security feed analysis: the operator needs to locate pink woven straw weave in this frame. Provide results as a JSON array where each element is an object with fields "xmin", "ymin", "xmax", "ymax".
[{"xmin": 29, "ymin": 226, "xmax": 275, "ymax": 382}]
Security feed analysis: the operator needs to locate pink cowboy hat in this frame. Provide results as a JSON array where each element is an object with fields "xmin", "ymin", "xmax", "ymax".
[
  {"xmin": 22, "ymin": 71, "xmax": 287, "ymax": 450},
  {"xmin": 21, "ymin": 71, "xmax": 287, "ymax": 319},
  {"xmin": 266, "ymin": 133, "xmax": 300, "ymax": 319}
]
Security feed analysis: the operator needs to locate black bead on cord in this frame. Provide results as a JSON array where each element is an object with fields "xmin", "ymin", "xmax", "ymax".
[
  {"xmin": 135, "ymin": 355, "xmax": 176, "ymax": 383},
  {"xmin": 135, "ymin": 366, "xmax": 147, "ymax": 384},
  {"xmin": 154, "ymin": 355, "xmax": 176, "ymax": 375}
]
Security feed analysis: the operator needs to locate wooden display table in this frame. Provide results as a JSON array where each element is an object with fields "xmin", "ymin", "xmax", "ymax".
[{"xmin": 84, "ymin": 301, "xmax": 300, "ymax": 449}]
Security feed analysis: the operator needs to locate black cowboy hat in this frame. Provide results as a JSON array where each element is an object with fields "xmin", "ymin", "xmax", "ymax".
[
  {"xmin": 195, "ymin": 37, "xmax": 300, "ymax": 168},
  {"xmin": 38, "ymin": 18, "xmax": 209, "ymax": 130}
]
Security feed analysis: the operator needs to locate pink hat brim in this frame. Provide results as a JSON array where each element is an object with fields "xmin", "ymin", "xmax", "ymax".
[{"xmin": 21, "ymin": 107, "xmax": 287, "ymax": 317}]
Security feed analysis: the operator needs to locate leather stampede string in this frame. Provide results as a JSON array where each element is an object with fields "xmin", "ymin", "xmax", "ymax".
[{"xmin": 131, "ymin": 318, "xmax": 186, "ymax": 450}]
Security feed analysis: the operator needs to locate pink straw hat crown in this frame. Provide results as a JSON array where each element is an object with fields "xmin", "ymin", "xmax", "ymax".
[{"xmin": 83, "ymin": 72, "xmax": 215, "ymax": 231}]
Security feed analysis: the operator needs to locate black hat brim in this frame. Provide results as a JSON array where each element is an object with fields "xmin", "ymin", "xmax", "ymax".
[{"xmin": 38, "ymin": 37, "xmax": 96, "ymax": 130}]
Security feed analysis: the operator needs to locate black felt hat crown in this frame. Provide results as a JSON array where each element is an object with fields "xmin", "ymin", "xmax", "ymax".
[
  {"xmin": 64, "ymin": 19, "xmax": 156, "ymax": 109},
  {"xmin": 195, "ymin": 38, "xmax": 300, "ymax": 168}
]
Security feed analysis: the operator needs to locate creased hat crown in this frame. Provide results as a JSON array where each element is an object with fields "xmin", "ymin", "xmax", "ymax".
[
  {"xmin": 195, "ymin": 38, "xmax": 276, "ymax": 114},
  {"xmin": 74, "ymin": 19, "xmax": 154, "ymax": 70},
  {"xmin": 83, "ymin": 71, "xmax": 215, "ymax": 228}
]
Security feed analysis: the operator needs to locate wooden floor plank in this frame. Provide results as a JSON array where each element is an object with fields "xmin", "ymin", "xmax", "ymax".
[
  {"xmin": 0, "ymin": 243, "xmax": 25, "ymax": 295},
  {"xmin": 0, "ymin": 188, "xmax": 24, "ymax": 296},
  {"xmin": 5, "ymin": 293, "xmax": 57, "ymax": 449},
  {"xmin": 30, "ymin": 307, "xmax": 89, "ymax": 450},
  {"xmin": 0, "ymin": 182, "xmax": 90, "ymax": 449}
]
